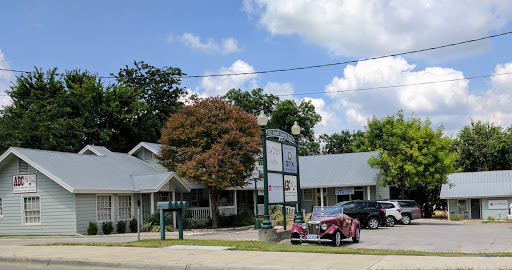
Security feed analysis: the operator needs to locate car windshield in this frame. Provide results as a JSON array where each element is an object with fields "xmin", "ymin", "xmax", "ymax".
[{"xmin": 311, "ymin": 206, "xmax": 343, "ymax": 219}]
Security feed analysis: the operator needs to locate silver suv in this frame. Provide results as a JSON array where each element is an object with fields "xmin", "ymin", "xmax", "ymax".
[{"xmin": 389, "ymin": 200, "xmax": 421, "ymax": 225}]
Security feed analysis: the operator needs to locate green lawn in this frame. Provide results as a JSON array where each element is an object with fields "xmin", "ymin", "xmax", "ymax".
[
  {"xmin": 47, "ymin": 239, "xmax": 512, "ymax": 257},
  {"xmin": 482, "ymin": 220, "xmax": 512, "ymax": 224}
]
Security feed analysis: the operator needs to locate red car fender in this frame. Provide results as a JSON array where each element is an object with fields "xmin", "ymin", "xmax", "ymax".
[
  {"xmin": 350, "ymin": 220, "xmax": 359, "ymax": 236},
  {"xmin": 291, "ymin": 224, "xmax": 303, "ymax": 234},
  {"xmin": 324, "ymin": 225, "xmax": 338, "ymax": 235}
]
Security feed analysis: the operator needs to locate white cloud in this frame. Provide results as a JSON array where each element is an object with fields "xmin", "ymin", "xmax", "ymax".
[
  {"xmin": 180, "ymin": 33, "xmax": 240, "ymax": 54},
  {"xmin": 302, "ymin": 97, "xmax": 340, "ymax": 136},
  {"xmin": 198, "ymin": 60, "xmax": 258, "ymax": 97},
  {"xmin": 468, "ymin": 63, "xmax": 512, "ymax": 127},
  {"xmin": 0, "ymin": 49, "xmax": 13, "ymax": 109},
  {"xmin": 263, "ymin": 81, "xmax": 295, "ymax": 101},
  {"xmin": 243, "ymin": 0, "xmax": 512, "ymax": 59},
  {"xmin": 325, "ymin": 56, "xmax": 470, "ymax": 132}
]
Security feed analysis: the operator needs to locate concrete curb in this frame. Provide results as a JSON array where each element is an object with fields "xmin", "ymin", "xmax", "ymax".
[{"xmin": 0, "ymin": 256, "xmax": 288, "ymax": 270}]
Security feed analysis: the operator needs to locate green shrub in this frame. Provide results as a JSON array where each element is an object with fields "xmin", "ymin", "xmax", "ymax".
[
  {"xmin": 304, "ymin": 213, "xmax": 312, "ymax": 222},
  {"xmin": 129, "ymin": 218, "xmax": 138, "ymax": 233},
  {"xmin": 432, "ymin": 210, "xmax": 448, "ymax": 219},
  {"xmin": 116, "ymin": 220, "xmax": 127, "ymax": 234},
  {"xmin": 487, "ymin": 216, "xmax": 495, "ymax": 221},
  {"xmin": 87, "ymin": 221, "xmax": 98, "ymax": 235},
  {"xmin": 450, "ymin": 214, "xmax": 463, "ymax": 221},
  {"xmin": 102, "ymin": 221, "xmax": 114, "ymax": 235},
  {"xmin": 183, "ymin": 211, "xmax": 198, "ymax": 229},
  {"xmin": 142, "ymin": 212, "xmax": 172, "ymax": 232}
]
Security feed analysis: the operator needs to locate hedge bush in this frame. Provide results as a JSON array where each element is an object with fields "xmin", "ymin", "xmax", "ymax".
[
  {"xmin": 102, "ymin": 221, "xmax": 114, "ymax": 235},
  {"xmin": 116, "ymin": 220, "xmax": 127, "ymax": 234},
  {"xmin": 129, "ymin": 218, "xmax": 138, "ymax": 233},
  {"xmin": 87, "ymin": 221, "xmax": 98, "ymax": 235}
]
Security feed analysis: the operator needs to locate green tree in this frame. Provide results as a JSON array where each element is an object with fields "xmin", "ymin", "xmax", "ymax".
[
  {"xmin": 364, "ymin": 111, "xmax": 459, "ymax": 203},
  {"xmin": 319, "ymin": 130, "xmax": 366, "ymax": 154},
  {"xmin": 115, "ymin": 61, "xmax": 187, "ymax": 148},
  {"xmin": 0, "ymin": 68, "xmax": 143, "ymax": 153},
  {"xmin": 267, "ymin": 99, "xmax": 321, "ymax": 143},
  {"xmin": 223, "ymin": 88, "xmax": 280, "ymax": 116},
  {"xmin": 453, "ymin": 120, "xmax": 512, "ymax": 172},
  {"xmin": 158, "ymin": 97, "xmax": 261, "ymax": 228},
  {"xmin": 299, "ymin": 141, "xmax": 321, "ymax": 156}
]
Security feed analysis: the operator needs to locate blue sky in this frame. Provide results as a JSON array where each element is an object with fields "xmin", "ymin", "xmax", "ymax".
[{"xmin": 1, "ymin": 1, "xmax": 512, "ymax": 136}]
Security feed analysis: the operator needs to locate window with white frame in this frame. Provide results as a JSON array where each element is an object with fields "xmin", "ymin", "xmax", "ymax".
[
  {"xmin": 0, "ymin": 197, "xmax": 3, "ymax": 217},
  {"xmin": 19, "ymin": 159, "xmax": 36, "ymax": 174},
  {"xmin": 23, "ymin": 196, "xmax": 40, "ymax": 225},
  {"xmin": 303, "ymin": 189, "xmax": 313, "ymax": 201},
  {"xmin": 97, "ymin": 195, "xmax": 112, "ymax": 222},
  {"xmin": 118, "ymin": 195, "xmax": 132, "ymax": 220}
]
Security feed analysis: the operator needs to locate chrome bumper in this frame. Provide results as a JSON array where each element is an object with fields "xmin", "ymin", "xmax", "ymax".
[{"xmin": 291, "ymin": 237, "xmax": 332, "ymax": 244}]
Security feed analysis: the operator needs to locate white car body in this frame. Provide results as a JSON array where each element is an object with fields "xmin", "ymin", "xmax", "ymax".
[
  {"xmin": 508, "ymin": 203, "xmax": 512, "ymax": 221},
  {"xmin": 378, "ymin": 201, "xmax": 403, "ymax": 222}
]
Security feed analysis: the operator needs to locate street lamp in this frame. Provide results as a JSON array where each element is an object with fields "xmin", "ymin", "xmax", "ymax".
[
  {"xmin": 291, "ymin": 121, "xmax": 305, "ymax": 224},
  {"xmin": 257, "ymin": 110, "xmax": 273, "ymax": 229},
  {"xmin": 251, "ymin": 168, "xmax": 261, "ymax": 229}
]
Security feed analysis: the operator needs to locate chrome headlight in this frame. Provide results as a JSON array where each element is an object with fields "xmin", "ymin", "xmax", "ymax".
[
  {"xmin": 321, "ymin": 224, "xmax": 328, "ymax": 230},
  {"xmin": 301, "ymin": 223, "xmax": 308, "ymax": 230}
]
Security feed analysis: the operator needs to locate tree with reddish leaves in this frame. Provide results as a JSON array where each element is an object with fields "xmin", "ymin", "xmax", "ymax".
[{"xmin": 158, "ymin": 97, "xmax": 261, "ymax": 228}]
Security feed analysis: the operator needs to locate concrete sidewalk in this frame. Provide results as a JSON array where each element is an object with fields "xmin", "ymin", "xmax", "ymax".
[{"xmin": 1, "ymin": 244, "xmax": 512, "ymax": 269}]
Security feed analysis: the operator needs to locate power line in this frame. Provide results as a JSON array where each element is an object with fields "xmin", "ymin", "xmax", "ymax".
[
  {"xmin": 1, "ymin": 71, "xmax": 511, "ymax": 99},
  {"xmin": 0, "ymin": 31, "xmax": 511, "ymax": 79}
]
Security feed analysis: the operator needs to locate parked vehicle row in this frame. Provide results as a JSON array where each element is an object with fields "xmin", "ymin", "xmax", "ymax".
[{"xmin": 290, "ymin": 199, "xmax": 421, "ymax": 247}]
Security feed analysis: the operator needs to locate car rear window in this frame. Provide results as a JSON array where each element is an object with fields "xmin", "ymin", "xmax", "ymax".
[
  {"xmin": 368, "ymin": 201, "xmax": 378, "ymax": 209},
  {"xmin": 399, "ymin": 201, "xmax": 419, "ymax": 208},
  {"xmin": 381, "ymin": 203, "xmax": 394, "ymax": 209},
  {"xmin": 342, "ymin": 202, "xmax": 355, "ymax": 210}
]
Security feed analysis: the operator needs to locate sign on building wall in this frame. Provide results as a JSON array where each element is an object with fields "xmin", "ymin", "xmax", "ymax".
[
  {"xmin": 282, "ymin": 145, "xmax": 297, "ymax": 174},
  {"xmin": 488, "ymin": 200, "xmax": 508, "ymax": 210},
  {"xmin": 284, "ymin": 175, "xmax": 298, "ymax": 202},
  {"xmin": 335, "ymin": 187, "xmax": 354, "ymax": 195},
  {"xmin": 268, "ymin": 173, "xmax": 284, "ymax": 203},
  {"xmin": 266, "ymin": 140, "xmax": 283, "ymax": 172},
  {"xmin": 13, "ymin": 174, "xmax": 37, "ymax": 194}
]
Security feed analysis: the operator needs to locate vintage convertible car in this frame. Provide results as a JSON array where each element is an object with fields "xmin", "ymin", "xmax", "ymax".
[{"xmin": 291, "ymin": 206, "xmax": 360, "ymax": 247}]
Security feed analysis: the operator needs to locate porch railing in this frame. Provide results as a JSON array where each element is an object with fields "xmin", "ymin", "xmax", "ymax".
[{"xmin": 187, "ymin": 206, "xmax": 236, "ymax": 221}]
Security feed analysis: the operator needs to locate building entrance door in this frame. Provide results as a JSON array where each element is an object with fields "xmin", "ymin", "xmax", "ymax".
[
  {"xmin": 471, "ymin": 199, "xmax": 480, "ymax": 219},
  {"xmin": 142, "ymin": 193, "xmax": 151, "ymax": 221}
]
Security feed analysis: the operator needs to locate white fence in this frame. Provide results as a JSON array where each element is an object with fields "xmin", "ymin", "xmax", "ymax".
[
  {"xmin": 257, "ymin": 204, "xmax": 305, "ymax": 217},
  {"xmin": 187, "ymin": 206, "xmax": 236, "ymax": 221}
]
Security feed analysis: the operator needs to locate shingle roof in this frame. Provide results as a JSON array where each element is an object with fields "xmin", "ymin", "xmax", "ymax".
[
  {"xmin": 244, "ymin": 151, "xmax": 381, "ymax": 189},
  {"xmin": 0, "ymin": 147, "xmax": 186, "ymax": 193},
  {"xmin": 440, "ymin": 170, "xmax": 512, "ymax": 199}
]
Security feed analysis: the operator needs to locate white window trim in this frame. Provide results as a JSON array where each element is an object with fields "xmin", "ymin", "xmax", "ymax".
[
  {"xmin": 0, "ymin": 197, "xmax": 3, "ymax": 218},
  {"xmin": 21, "ymin": 195, "xmax": 41, "ymax": 226},
  {"xmin": 117, "ymin": 194, "xmax": 133, "ymax": 221},
  {"xmin": 96, "ymin": 194, "xmax": 113, "ymax": 223}
]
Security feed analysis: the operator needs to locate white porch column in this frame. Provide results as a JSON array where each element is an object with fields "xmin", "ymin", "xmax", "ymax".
[
  {"xmin": 447, "ymin": 199, "xmax": 451, "ymax": 220},
  {"xmin": 320, "ymin": 188, "xmax": 324, "ymax": 207},
  {"xmin": 234, "ymin": 190, "xmax": 238, "ymax": 215},
  {"xmin": 150, "ymin": 193, "xmax": 155, "ymax": 214},
  {"xmin": 172, "ymin": 191, "xmax": 177, "ymax": 229},
  {"xmin": 367, "ymin": 186, "xmax": 371, "ymax": 200},
  {"xmin": 209, "ymin": 193, "xmax": 212, "ymax": 217}
]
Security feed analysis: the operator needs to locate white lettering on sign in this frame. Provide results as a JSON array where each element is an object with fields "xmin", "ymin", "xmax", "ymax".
[
  {"xmin": 266, "ymin": 140, "xmax": 283, "ymax": 172},
  {"xmin": 13, "ymin": 174, "xmax": 37, "ymax": 194},
  {"xmin": 488, "ymin": 200, "xmax": 508, "ymax": 210}
]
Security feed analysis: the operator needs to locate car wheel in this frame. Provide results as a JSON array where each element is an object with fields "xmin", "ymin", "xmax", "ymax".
[
  {"xmin": 352, "ymin": 226, "xmax": 360, "ymax": 243},
  {"xmin": 386, "ymin": 216, "xmax": 395, "ymax": 227},
  {"xmin": 401, "ymin": 214, "xmax": 411, "ymax": 225},
  {"xmin": 291, "ymin": 232, "xmax": 300, "ymax": 245},
  {"xmin": 367, "ymin": 217, "xmax": 379, "ymax": 229},
  {"xmin": 331, "ymin": 230, "xmax": 342, "ymax": 247}
]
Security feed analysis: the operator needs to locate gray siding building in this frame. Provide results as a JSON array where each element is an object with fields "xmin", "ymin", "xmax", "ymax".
[{"xmin": 440, "ymin": 170, "xmax": 512, "ymax": 220}]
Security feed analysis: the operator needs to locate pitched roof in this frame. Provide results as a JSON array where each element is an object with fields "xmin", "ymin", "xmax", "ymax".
[
  {"xmin": 440, "ymin": 170, "xmax": 512, "ymax": 199},
  {"xmin": 243, "ymin": 151, "xmax": 381, "ymax": 189},
  {"xmin": 128, "ymin": 142, "xmax": 163, "ymax": 156},
  {"xmin": 0, "ymin": 147, "xmax": 190, "ymax": 193}
]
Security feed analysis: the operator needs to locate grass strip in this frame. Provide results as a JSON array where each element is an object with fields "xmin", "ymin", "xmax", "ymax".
[
  {"xmin": 482, "ymin": 220, "xmax": 512, "ymax": 224},
  {"xmin": 45, "ymin": 239, "xmax": 512, "ymax": 257}
]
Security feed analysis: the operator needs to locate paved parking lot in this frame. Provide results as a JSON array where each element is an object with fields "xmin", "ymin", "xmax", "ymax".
[
  {"xmin": 334, "ymin": 219, "xmax": 512, "ymax": 253},
  {"xmin": 1, "ymin": 219, "xmax": 511, "ymax": 253}
]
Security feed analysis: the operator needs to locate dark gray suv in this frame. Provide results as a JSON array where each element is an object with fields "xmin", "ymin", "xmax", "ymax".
[{"xmin": 389, "ymin": 200, "xmax": 421, "ymax": 225}]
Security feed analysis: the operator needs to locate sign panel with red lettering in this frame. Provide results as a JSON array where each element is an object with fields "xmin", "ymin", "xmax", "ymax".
[
  {"xmin": 13, "ymin": 174, "xmax": 37, "ymax": 194},
  {"xmin": 284, "ymin": 175, "xmax": 298, "ymax": 202},
  {"xmin": 266, "ymin": 140, "xmax": 283, "ymax": 172}
]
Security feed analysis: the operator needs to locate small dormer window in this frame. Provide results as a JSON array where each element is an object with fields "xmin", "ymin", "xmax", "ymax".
[
  {"xmin": 144, "ymin": 149, "xmax": 153, "ymax": 160},
  {"xmin": 19, "ymin": 159, "xmax": 36, "ymax": 174}
]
